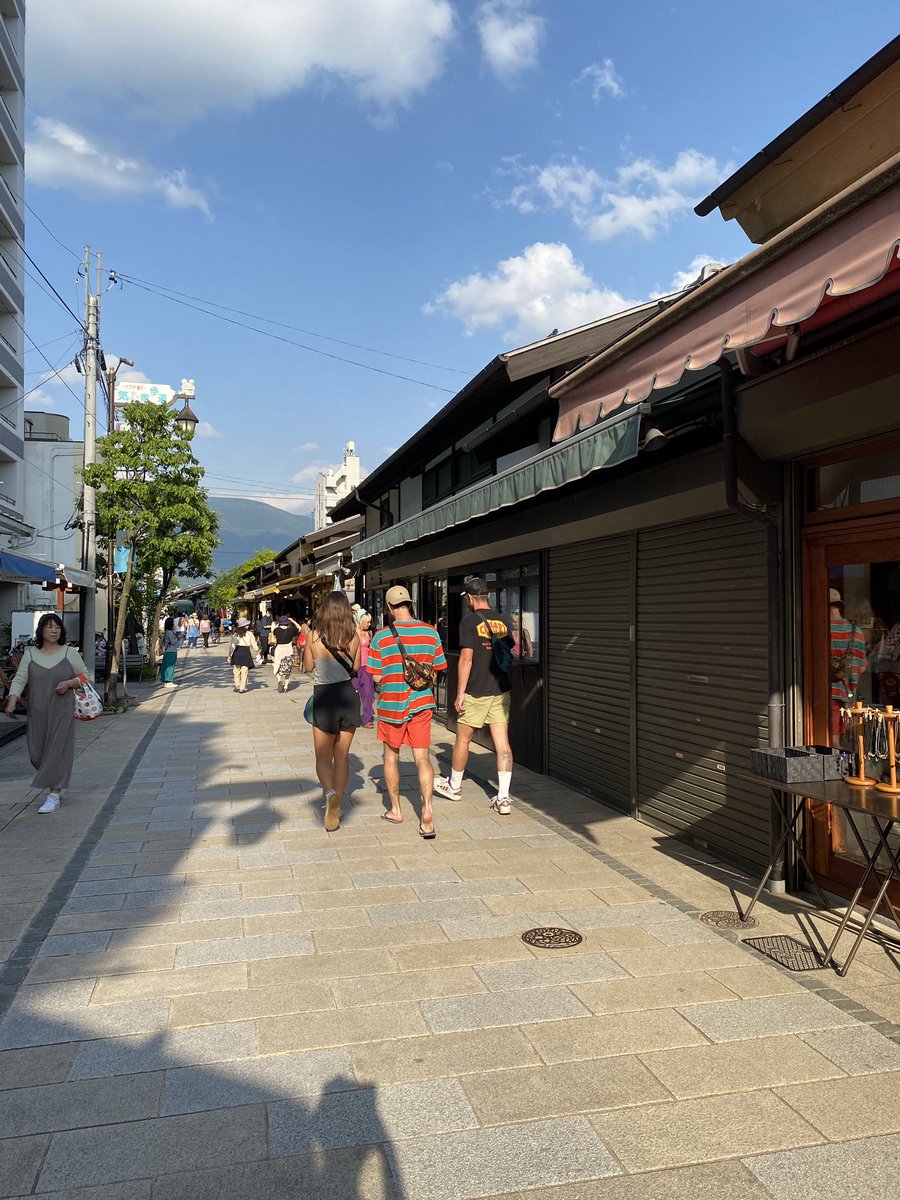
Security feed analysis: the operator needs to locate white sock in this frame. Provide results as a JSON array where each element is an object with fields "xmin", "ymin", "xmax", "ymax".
[
  {"xmin": 497, "ymin": 771, "xmax": 512, "ymax": 799},
  {"xmin": 449, "ymin": 770, "xmax": 463, "ymax": 790}
]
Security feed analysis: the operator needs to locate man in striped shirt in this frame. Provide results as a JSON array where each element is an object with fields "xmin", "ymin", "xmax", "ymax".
[{"xmin": 367, "ymin": 586, "xmax": 447, "ymax": 835}]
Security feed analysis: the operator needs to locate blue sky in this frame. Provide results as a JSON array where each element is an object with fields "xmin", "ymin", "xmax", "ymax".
[{"xmin": 23, "ymin": 1, "xmax": 896, "ymax": 518}]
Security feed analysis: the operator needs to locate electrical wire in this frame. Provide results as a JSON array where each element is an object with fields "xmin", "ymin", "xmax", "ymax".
[
  {"xmin": 24, "ymin": 329, "xmax": 83, "ymax": 360},
  {"xmin": 16, "ymin": 317, "xmax": 107, "ymax": 434},
  {"xmin": 114, "ymin": 276, "xmax": 457, "ymax": 394},
  {"xmin": 22, "ymin": 248, "xmax": 84, "ymax": 327},
  {"xmin": 19, "ymin": 336, "xmax": 82, "ymax": 405},
  {"xmin": 113, "ymin": 271, "xmax": 470, "ymax": 376}
]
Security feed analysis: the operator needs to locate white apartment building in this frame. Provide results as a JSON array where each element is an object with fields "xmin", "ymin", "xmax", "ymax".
[
  {"xmin": 0, "ymin": 1, "xmax": 36, "ymax": 626},
  {"xmin": 313, "ymin": 441, "xmax": 362, "ymax": 529}
]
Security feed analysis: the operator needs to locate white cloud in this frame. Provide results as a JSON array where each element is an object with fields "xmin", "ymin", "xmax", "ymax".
[
  {"xmin": 293, "ymin": 441, "xmax": 320, "ymax": 454},
  {"xmin": 27, "ymin": 118, "xmax": 210, "ymax": 215},
  {"xmin": 476, "ymin": 1, "xmax": 544, "ymax": 84},
  {"xmin": 578, "ymin": 57, "xmax": 625, "ymax": 100},
  {"xmin": 28, "ymin": 0, "xmax": 457, "ymax": 124},
  {"xmin": 425, "ymin": 241, "xmax": 636, "ymax": 342},
  {"xmin": 656, "ymin": 253, "xmax": 727, "ymax": 297},
  {"xmin": 194, "ymin": 421, "xmax": 222, "ymax": 438},
  {"xmin": 210, "ymin": 492, "xmax": 314, "ymax": 515},
  {"xmin": 500, "ymin": 148, "xmax": 727, "ymax": 241},
  {"xmin": 292, "ymin": 461, "xmax": 334, "ymax": 487}
]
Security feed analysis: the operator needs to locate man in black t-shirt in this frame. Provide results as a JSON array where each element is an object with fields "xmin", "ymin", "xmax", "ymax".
[{"xmin": 434, "ymin": 577, "xmax": 515, "ymax": 814}]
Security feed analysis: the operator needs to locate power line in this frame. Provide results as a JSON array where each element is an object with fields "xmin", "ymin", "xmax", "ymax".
[
  {"xmin": 24, "ymin": 328, "xmax": 83, "ymax": 360},
  {"xmin": 115, "ymin": 276, "xmax": 457, "ymax": 394},
  {"xmin": 22, "ymin": 248, "xmax": 84, "ymax": 327},
  {"xmin": 17, "ymin": 317, "xmax": 106, "ymax": 434},
  {"xmin": 113, "ymin": 271, "xmax": 470, "ymax": 376},
  {"xmin": 19, "ymin": 336, "xmax": 82, "ymax": 405},
  {"xmin": 20, "ymin": 196, "xmax": 83, "ymax": 261}
]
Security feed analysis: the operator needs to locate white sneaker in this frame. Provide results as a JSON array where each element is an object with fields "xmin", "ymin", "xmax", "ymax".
[
  {"xmin": 38, "ymin": 794, "xmax": 60, "ymax": 814},
  {"xmin": 490, "ymin": 795, "xmax": 511, "ymax": 815},
  {"xmin": 433, "ymin": 776, "xmax": 462, "ymax": 801}
]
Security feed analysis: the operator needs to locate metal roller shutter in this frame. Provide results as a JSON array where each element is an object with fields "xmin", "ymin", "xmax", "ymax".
[
  {"xmin": 636, "ymin": 513, "xmax": 770, "ymax": 869},
  {"xmin": 547, "ymin": 536, "xmax": 633, "ymax": 809}
]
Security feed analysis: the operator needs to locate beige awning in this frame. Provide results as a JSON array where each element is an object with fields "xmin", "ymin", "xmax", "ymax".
[{"xmin": 552, "ymin": 176, "xmax": 900, "ymax": 441}]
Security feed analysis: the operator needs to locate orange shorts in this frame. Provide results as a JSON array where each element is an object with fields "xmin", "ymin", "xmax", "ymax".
[{"xmin": 377, "ymin": 710, "xmax": 433, "ymax": 750}]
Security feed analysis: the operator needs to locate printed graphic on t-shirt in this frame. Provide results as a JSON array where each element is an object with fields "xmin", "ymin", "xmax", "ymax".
[{"xmin": 459, "ymin": 609, "xmax": 511, "ymax": 698}]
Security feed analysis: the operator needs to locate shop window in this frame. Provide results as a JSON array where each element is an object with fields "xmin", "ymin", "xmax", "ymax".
[
  {"xmin": 807, "ymin": 439, "xmax": 900, "ymax": 521},
  {"xmin": 498, "ymin": 565, "xmax": 539, "ymax": 663}
]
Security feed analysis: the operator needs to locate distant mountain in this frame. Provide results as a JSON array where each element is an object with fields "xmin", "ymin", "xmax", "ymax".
[{"xmin": 208, "ymin": 498, "xmax": 313, "ymax": 575}]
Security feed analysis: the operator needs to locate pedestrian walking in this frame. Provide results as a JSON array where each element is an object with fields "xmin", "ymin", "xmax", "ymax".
[
  {"xmin": 159, "ymin": 617, "xmax": 179, "ymax": 687},
  {"xmin": 434, "ymin": 576, "xmax": 515, "ymax": 814},
  {"xmin": 176, "ymin": 614, "xmax": 188, "ymax": 645},
  {"xmin": 198, "ymin": 615, "xmax": 212, "ymax": 648},
  {"xmin": 303, "ymin": 593, "xmax": 361, "ymax": 832},
  {"xmin": 272, "ymin": 613, "xmax": 301, "ymax": 692},
  {"xmin": 352, "ymin": 609, "xmax": 375, "ymax": 727},
  {"xmin": 257, "ymin": 612, "xmax": 273, "ymax": 662},
  {"xmin": 367, "ymin": 585, "xmax": 446, "ymax": 838},
  {"xmin": 229, "ymin": 617, "xmax": 260, "ymax": 694},
  {"xmin": 186, "ymin": 614, "xmax": 199, "ymax": 648},
  {"xmin": 2, "ymin": 613, "xmax": 89, "ymax": 814}
]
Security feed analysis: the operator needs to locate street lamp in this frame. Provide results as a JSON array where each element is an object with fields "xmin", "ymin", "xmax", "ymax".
[{"xmin": 170, "ymin": 379, "xmax": 199, "ymax": 439}]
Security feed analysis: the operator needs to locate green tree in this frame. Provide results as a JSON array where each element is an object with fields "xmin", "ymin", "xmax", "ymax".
[
  {"xmin": 142, "ymin": 500, "xmax": 218, "ymax": 668},
  {"xmin": 206, "ymin": 548, "xmax": 275, "ymax": 614},
  {"xmin": 81, "ymin": 400, "xmax": 219, "ymax": 702}
]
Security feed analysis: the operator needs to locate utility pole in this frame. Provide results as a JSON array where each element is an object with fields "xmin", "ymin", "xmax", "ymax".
[
  {"xmin": 81, "ymin": 245, "xmax": 100, "ymax": 678},
  {"xmin": 104, "ymin": 355, "xmax": 133, "ymax": 704}
]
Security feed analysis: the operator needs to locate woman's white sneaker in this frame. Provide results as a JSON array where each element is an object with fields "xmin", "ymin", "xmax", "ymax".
[{"xmin": 38, "ymin": 794, "xmax": 60, "ymax": 814}]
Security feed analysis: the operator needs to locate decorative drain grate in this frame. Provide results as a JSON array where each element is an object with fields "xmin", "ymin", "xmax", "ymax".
[
  {"xmin": 742, "ymin": 934, "xmax": 824, "ymax": 971},
  {"xmin": 522, "ymin": 927, "xmax": 583, "ymax": 950},
  {"xmin": 700, "ymin": 909, "xmax": 759, "ymax": 930}
]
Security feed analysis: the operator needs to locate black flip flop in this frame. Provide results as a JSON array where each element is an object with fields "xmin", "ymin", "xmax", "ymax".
[{"xmin": 418, "ymin": 823, "xmax": 436, "ymax": 839}]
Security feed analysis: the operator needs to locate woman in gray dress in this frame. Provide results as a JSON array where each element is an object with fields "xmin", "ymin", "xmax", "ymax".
[{"xmin": 3, "ymin": 613, "xmax": 88, "ymax": 814}]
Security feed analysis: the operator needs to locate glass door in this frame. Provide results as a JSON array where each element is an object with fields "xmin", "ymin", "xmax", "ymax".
[{"xmin": 804, "ymin": 523, "xmax": 900, "ymax": 898}]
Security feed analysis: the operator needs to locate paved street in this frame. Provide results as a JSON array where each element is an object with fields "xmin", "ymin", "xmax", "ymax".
[{"xmin": 1, "ymin": 644, "xmax": 900, "ymax": 1199}]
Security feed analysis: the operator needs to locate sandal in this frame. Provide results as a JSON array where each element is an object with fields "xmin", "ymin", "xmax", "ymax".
[
  {"xmin": 418, "ymin": 823, "xmax": 436, "ymax": 840},
  {"xmin": 381, "ymin": 812, "xmax": 403, "ymax": 824}
]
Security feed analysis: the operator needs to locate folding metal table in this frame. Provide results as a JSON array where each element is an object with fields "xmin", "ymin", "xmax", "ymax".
[{"xmin": 741, "ymin": 775, "xmax": 900, "ymax": 977}]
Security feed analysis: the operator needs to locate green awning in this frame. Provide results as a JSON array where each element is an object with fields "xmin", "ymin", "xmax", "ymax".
[{"xmin": 352, "ymin": 407, "xmax": 640, "ymax": 563}]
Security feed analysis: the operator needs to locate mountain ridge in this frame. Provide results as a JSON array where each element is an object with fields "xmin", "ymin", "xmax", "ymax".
[{"xmin": 208, "ymin": 497, "xmax": 313, "ymax": 574}]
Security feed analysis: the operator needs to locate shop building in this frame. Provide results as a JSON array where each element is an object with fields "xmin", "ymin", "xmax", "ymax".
[{"xmin": 337, "ymin": 39, "xmax": 900, "ymax": 894}]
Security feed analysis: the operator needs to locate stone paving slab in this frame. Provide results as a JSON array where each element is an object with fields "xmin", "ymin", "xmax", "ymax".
[
  {"xmin": 70, "ymin": 1021, "xmax": 257, "ymax": 1080},
  {"xmin": 677, "ymin": 994, "xmax": 859, "ymax": 1042},
  {"xmin": 387, "ymin": 1116, "xmax": 621, "ymax": 1200},
  {"xmin": 0, "ymin": 1072, "xmax": 164, "ymax": 1137},
  {"xmin": 268, "ymin": 1078, "xmax": 478, "ymax": 1156},
  {"xmin": 743, "ymin": 1134, "xmax": 900, "ymax": 1200},
  {"xmin": 161, "ymin": 1048, "xmax": 354, "ymax": 1115},
  {"xmin": 640, "ymin": 1034, "xmax": 846, "ymax": 1098},
  {"xmin": 459, "ymin": 1056, "xmax": 669, "ymax": 1124},
  {"xmin": 34, "ymin": 1104, "xmax": 268, "ymax": 1192},
  {"xmin": 168, "ymin": 979, "xmax": 334, "ymax": 1027},
  {"xmin": 422, "ymin": 986, "xmax": 591, "ymax": 1034},
  {"xmin": 590, "ymin": 1091, "xmax": 823, "ymax": 1172}
]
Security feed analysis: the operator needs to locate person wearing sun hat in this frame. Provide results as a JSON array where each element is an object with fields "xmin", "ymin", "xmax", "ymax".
[
  {"xmin": 228, "ymin": 617, "xmax": 260, "ymax": 694},
  {"xmin": 367, "ymin": 584, "xmax": 446, "ymax": 837}
]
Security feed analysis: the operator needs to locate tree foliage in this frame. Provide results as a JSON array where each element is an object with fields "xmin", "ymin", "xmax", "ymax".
[
  {"xmin": 81, "ymin": 400, "xmax": 219, "ymax": 697},
  {"xmin": 206, "ymin": 547, "xmax": 276, "ymax": 614}
]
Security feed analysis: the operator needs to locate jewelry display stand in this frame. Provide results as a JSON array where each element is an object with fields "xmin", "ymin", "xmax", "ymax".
[{"xmin": 840, "ymin": 702, "xmax": 900, "ymax": 793}]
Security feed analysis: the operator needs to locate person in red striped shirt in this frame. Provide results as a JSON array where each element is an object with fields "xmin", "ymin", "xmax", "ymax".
[{"xmin": 367, "ymin": 586, "xmax": 447, "ymax": 838}]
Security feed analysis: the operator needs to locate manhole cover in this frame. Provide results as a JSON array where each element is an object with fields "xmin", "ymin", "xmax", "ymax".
[
  {"xmin": 522, "ymin": 927, "xmax": 583, "ymax": 950},
  {"xmin": 742, "ymin": 934, "xmax": 824, "ymax": 972},
  {"xmin": 700, "ymin": 910, "xmax": 759, "ymax": 930}
]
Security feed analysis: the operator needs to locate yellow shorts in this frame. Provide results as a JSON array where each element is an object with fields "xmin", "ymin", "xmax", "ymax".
[{"xmin": 458, "ymin": 692, "xmax": 511, "ymax": 729}]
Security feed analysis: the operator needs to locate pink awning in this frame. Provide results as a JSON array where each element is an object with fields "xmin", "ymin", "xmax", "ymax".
[{"xmin": 552, "ymin": 181, "xmax": 900, "ymax": 441}]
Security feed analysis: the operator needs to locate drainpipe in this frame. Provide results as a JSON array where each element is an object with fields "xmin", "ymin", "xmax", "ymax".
[{"xmin": 719, "ymin": 359, "xmax": 787, "ymax": 894}]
